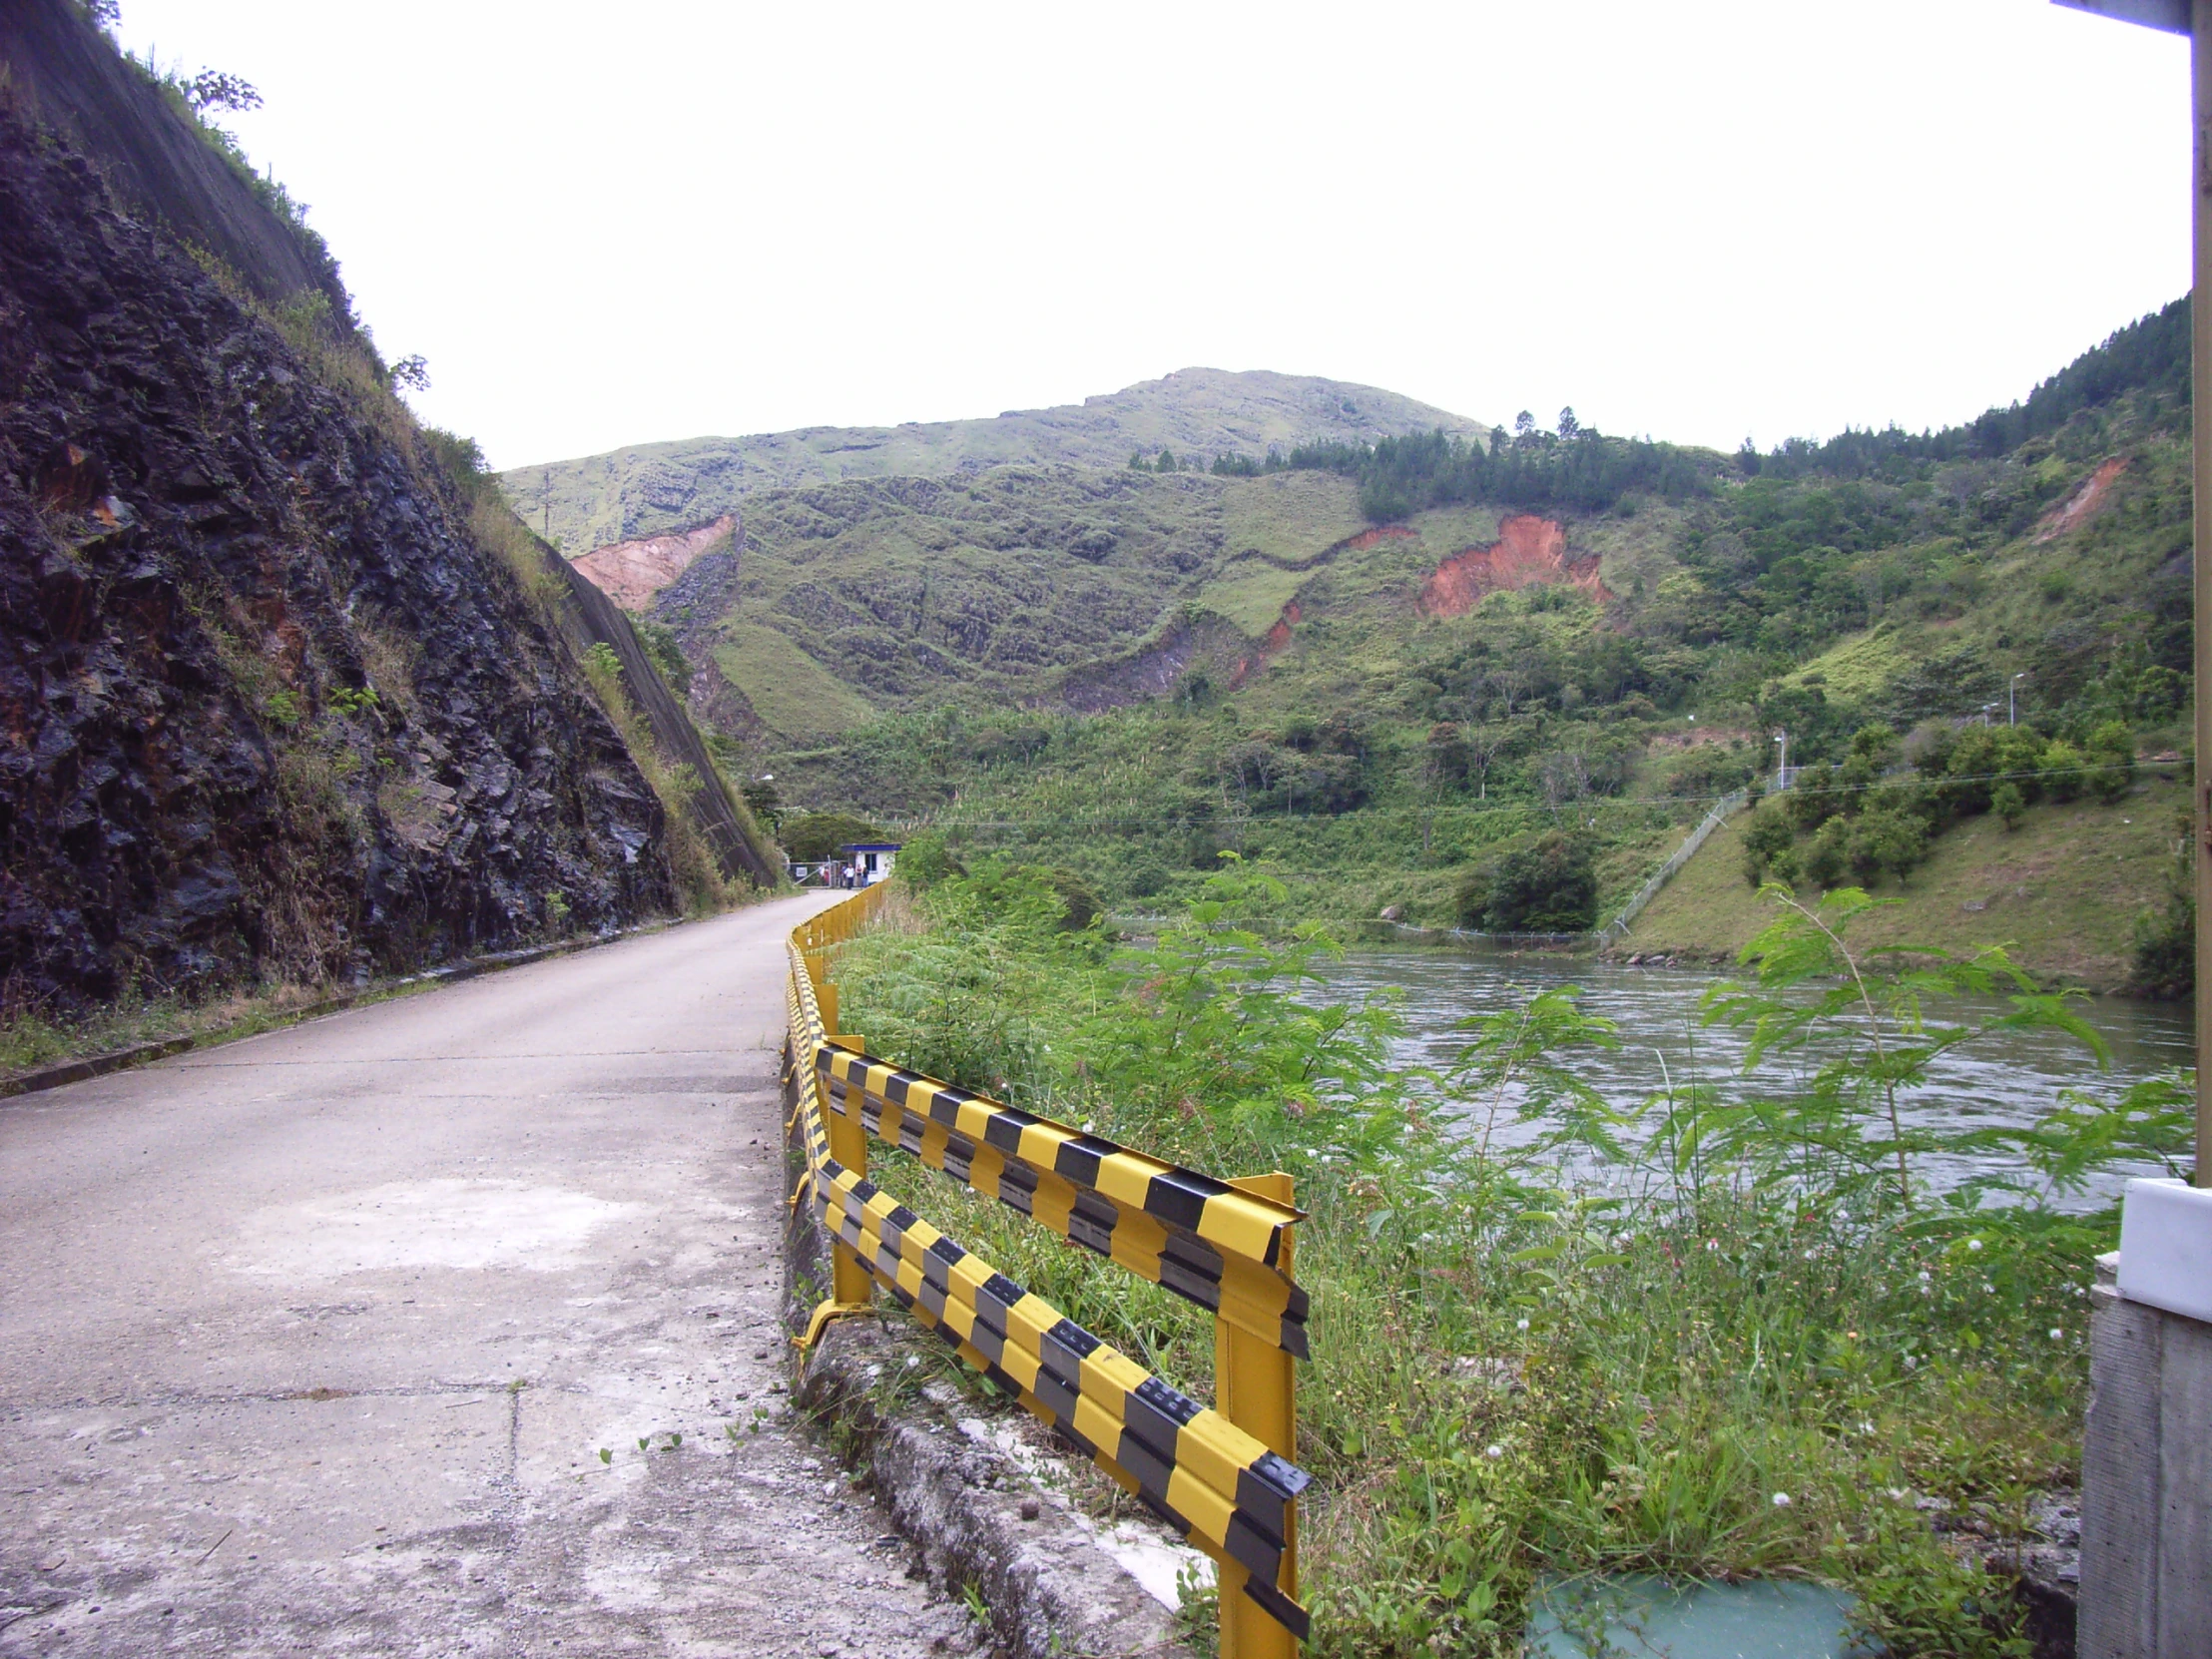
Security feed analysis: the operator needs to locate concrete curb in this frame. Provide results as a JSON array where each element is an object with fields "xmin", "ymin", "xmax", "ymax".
[
  {"xmin": 0, "ymin": 918, "xmax": 686, "ymax": 1101},
  {"xmin": 781, "ymin": 1047, "xmax": 1194, "ymax": 1659}
]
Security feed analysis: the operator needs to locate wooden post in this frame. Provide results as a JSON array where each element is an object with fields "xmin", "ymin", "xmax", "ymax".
[
  {"xmin": 1217, "ymin": 1173, "xmax": 1298, "ymax": 1658},
  {"xmin": 2196, "ymin": 0, "xmax": 2212, "ymax": 1185}
]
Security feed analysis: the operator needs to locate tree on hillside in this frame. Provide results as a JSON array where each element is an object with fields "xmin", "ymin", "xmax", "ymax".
[
  {"xmin": 186, "ymin": 69, "xmax": 262, "ymax": 113},
  {"xmin": 1514, "ymin": 410, "xmax": 1536, "ymax": 439},
  {"xmin": 1557, "ymin": 407, "xmax": 1580, "ymax": 440},
  {"xmin": 781, "ymin": 812, "xmax": 882, "ymax": 861},
  {"xmin": 740, "ymin": 778, "xmax": 783, "ymax": 833},
  {"xmin": 1462, "ymin": 723, "xmax": 1509, "ymax": 800}
]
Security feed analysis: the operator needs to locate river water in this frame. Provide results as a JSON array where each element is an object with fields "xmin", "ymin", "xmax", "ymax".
[{"xmin": 1311, "ymin": 946, "xmax": 2193, "ymax": 1204}]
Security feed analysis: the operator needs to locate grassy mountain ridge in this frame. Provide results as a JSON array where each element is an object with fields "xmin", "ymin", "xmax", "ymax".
[{"xmin": 497, "ymin": 367, "xmax": 1484, "ymax": 554}]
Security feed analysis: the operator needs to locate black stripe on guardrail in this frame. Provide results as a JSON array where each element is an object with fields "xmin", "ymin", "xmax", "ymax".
[
  {"xmin": 817, "ymin": 1045, "xmax": 1309, "ymax": 1359},
  {"xmin": 787, "ymin": 964, "xmax": 1309, "ymax": 1638}
]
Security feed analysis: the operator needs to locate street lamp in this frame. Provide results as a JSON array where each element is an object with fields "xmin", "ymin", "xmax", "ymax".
[
  {"xmin": 2010, "ymin": 673, "xmax": 2026, "ymax": 727},
  {"xmin": 1773, "ymin": 730, "xmax": 1788, "ymax": 791}
]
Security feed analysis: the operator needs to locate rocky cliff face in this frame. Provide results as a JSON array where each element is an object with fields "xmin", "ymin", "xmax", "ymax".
[{"xmin": 0, "ymin": 16, "xmax": 683, "ymax": 1013}]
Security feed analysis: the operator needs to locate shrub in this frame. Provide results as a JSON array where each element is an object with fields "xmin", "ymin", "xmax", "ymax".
[
  {"xmin": 1936, "ymin": 725, "xmax": 2000, "ymax": 816},
  {"xmin": 2041, "ymin": 739, "xmax": 2086, "ymax": 803},
  {"xmin": 1455, "ymin": 831, "xmax": 1597, "ymax": 932},
  {"xmin": 2084, "ymin": 721, "xmax": 2137, "ymax": 804},
  {"xmin": 1801, "ymin": 817, "xmax": 1851, "ymax": 888},
  {"xmin": 1739, "ymin": 803, "xmax": 1796, "ymax": 887},
  {"xmin": 1848, "ymin": 806, "xmax": 1930, "ymax": 881},
  {"xmin": 2132, "ymin": 899, "xmax": 2193, "ymax": 999},
  {"xmin": 893, "ymin": 831, "xmax": 964, "ymax": 890},
  {"xmin": 1786, "ymin": 763, "xmax": 1840, "ymax": 831},
  {"xmin": 2130, "ymin": 811, "xmax": 2193, "ymax": 999},
  {"xmin": 1124, "ymin": 853, "xmax": 1172, "ymax": 899},
  {"xmin": 1995, "ymin": 726, "xmax": 2049, "ymax": 803},
  {"xmin": 1991, "ymin": 781, "xmax": 2025, "ymax": 831},
  {"xmin": 957, "ymin": 860, "xmax": 1104, "ymax": 932},
  {"xmin": 635, "ymin": 618, "xmax": 692, "ymax": 698}
]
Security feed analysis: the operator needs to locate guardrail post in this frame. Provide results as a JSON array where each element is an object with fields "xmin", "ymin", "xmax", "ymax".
[
  {"xmin": 822, "ymin": 1034, "xmax": 874, "ymax": 1315},
  {"xmin": 1217, "ymin": 1172, "xmax": 1298, "ymax": 1659}
]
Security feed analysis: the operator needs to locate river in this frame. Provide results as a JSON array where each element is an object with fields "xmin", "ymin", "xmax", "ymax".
[{"xmin": 1311, "ymin": 946, "xmax": 2193, "ymax": 1205}]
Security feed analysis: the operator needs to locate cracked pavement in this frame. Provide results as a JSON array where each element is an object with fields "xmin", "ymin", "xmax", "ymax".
[{"xmin": 0, "ymin": 894, "xmax": 985, "ymax": 1657}]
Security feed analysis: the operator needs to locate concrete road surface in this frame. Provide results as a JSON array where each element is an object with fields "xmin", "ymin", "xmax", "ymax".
[{"xmin": 0, "ymin": 895, "xmax": 984, "ymax": 1657}]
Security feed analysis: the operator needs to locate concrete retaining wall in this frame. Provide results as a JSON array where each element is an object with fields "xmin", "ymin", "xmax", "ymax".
[{"xmin": 2080, "ymin": 1252, "xmax": 2212, "ymax": 1659}]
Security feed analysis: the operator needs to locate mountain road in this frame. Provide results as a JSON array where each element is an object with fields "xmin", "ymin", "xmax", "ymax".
[{"xmin": 0, "ymin": 893, "xmax": 984, "ymax": 1657}]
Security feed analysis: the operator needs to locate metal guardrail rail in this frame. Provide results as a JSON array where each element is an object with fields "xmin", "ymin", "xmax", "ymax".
[{"xmin": 785, "ymin": 885, "xmax": 1313, "ymax": 1654}]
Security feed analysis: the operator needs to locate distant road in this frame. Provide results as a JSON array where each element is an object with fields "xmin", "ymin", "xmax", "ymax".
[{"xmin": 0, "ymin": 896, "xmax": 979, "ymax": 1657}]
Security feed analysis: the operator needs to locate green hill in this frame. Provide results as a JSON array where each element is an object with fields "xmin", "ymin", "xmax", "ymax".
[
  {"xmin": 567, "ymin": 302, "xmax": 2194, "ymax": 988},
  {"xmin": 1618, "ymin": 775, "xmax": 2186, "ymax": 993},
  {"xmin": 497, "ymin": 367, "xmax": 1484, "ymax": 554}
]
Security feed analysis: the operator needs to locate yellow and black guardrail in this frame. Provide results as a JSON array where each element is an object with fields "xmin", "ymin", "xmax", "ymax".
[{"xmin": 785, "ymin": 884, "xmax": 1312, "ymax": 1655}]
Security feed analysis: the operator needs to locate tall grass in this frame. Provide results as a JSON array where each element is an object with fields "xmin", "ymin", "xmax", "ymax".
[{"xmin": 830, "ymin": 864, "xmax": 2190, "ymax": 1657}]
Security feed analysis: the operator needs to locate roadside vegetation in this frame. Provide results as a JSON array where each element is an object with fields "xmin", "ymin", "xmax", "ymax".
[
  {"xmin": 830, "ymin": 857, "xmax": 2191, "ymax": 1658},
  {"xmin": 0, "ymin": 973, "xmax": 431, "ymax": 1088}
]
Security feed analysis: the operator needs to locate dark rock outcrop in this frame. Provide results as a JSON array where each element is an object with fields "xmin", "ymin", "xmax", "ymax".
[
  {"xmin": 0, "ymin": 25, "xmax": 680, "ymax": 1011},
  {"xmin": 0, "ymin": 0, "xmax": 348, "ymax": 314}
]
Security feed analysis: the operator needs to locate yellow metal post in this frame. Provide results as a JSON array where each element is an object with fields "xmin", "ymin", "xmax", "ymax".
[
  {"xmin": 1217, "ymin": 1172, "xmax": 1298, "ymax": 1659},
  {"xmin": 819, "ymin": 1028, "xmax": 873, "ymax": 1315},
  {"xmin": 796, "ymin": 935, "xmax": 873, "ymax": 1351}
]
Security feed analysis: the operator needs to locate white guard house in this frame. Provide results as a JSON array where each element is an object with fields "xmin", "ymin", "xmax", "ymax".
[{"xmin": 839, "ymin": 842, "xmax": 901, "ymax": 887}]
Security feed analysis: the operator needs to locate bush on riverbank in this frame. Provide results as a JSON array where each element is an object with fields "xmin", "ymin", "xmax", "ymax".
[{"xmin": 830, "ymin": 865, "xmax": 2191, "ymax": 1658}]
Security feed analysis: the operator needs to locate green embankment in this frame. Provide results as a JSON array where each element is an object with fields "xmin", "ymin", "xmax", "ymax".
[
  {"xmin": 712, "ymin": 625, "xmax": 877, "ymax": 740},
  {"xmin": 1621, "ymin": 773, "xmax": 2184, "ymax": 990}
]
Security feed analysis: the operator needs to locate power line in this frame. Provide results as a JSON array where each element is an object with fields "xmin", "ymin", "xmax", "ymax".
[{"xmin": 875, "ymin": 758, "xmax": 2174, "ymax": 832}]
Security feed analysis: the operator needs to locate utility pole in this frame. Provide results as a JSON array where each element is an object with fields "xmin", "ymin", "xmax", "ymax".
[
  {"xmin": 1773, "ymin": 729, "xmax": 1788, "ymax": 791},
  {"xmin": 2055, "ymin": 0, "xmax": 2206, "ymax": 1183},
  {"xmin": 2030, "ymin": 17, "xmax": 2210, "ymax": 1653},
  {"xmin": 2196, "ymin": 0, "xmax": 2208, "ymax": 1192}
]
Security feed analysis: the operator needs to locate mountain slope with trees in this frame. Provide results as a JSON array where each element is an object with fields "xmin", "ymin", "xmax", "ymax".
[{"xmin": 627, "ymin": 301, "xmax": 2195, "ymax": 988}]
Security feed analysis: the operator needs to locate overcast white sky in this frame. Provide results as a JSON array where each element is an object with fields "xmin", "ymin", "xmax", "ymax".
[{"xmin": 116, "ymin": 1, "xmax": 2189, "ymax": 471}]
